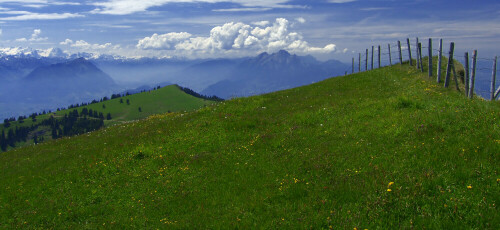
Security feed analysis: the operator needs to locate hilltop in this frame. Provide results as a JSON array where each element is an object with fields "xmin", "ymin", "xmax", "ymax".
[{"xmin": 0, "ymin": 60, "xmax": 499, "ymax": 228}]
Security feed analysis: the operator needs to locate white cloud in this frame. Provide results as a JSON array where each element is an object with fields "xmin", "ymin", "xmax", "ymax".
[
  {"xmin": 0, "ymin": 0, "xmax": 80, "ymax": 5},
  {"xmin": 136, "ymin": 32, "xmax": 192, "ymax": 50},
  {"xmin": 360, "ymin": 7, "xmax": 391, "ymax": 11},
  {"xmin": 23, "ymin": 4, "xmax": 45, "ymax": 8},
  {"xmin": 0, "ymin": 12, "xmax": 83, "ymax": 20},
  {"xmin": 73, "ymin": 40, "xmax": 113, "ymax": 49},
  {"xmin": 51, "ymin": 2, "xmax": 80, "ymax": 5},
  {"xmin": 212, "ymin": 7, "xmax": 272, "ymax": 12},
  {"xmin": 252, "ymin": 21, "xmax": 270, "ymax": 27},
  {"xmin": 0, "ymin": 0, "xmax": 47, "ymax": 3},
  {"xmin": 15, "ymin": 29, "xmax": 48, "ymax": 42},
  {"xmin": 60, "ymin": 39, "xmax": 121, "ymax": 52},
  {"xmin": 296, "ymin": 17, "xmax": 306, "ymax": 24},
  {"xmin": 30, "ymin": 29, "xmax": 46, "ymax": 41},
  {"xmin": 59, "ymin": 38, "xmax": 73, "ymax": 45},
  {"xmin": 91, "ymin": 0, "xmax": 304, "ymax": 15},
  {"xmin": 137, "ymin": 18, "xmax": 336, "ymax": 57}
]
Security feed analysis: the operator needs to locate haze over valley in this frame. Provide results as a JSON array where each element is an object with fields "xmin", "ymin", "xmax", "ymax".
[{"xmin": 0, "ymin": 49, "xmax": 349, "ymax": 120}]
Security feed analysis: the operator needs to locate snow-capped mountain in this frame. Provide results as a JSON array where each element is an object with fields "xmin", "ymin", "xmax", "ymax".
[{"xmin": 0, "ymin": 47, "xmax": 130, "ymax": 60}]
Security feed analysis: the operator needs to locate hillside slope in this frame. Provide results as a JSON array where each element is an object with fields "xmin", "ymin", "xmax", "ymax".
[
  {"xmin": 0, "ymin": 84, "xmax": 215, "ymax": 151},
  {"xmin": 0, "ymin": 62, "xmax": 499, "ymax": 228}
]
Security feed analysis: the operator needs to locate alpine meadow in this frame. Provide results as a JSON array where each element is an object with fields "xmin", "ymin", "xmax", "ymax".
[
  {"xmin": 1, "ymin": 60, "xmax": 499, "ymax": 228},
  {"xmin": 1, "ymin": 0, "xmax": 500, "ymax": 229}
]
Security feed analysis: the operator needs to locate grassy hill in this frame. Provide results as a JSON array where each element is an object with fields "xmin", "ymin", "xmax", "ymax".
[
  {"xmin": 0, "ymin": 61, "xmax": 499, "ymax": 228},
  {"xmin": 0, "ymin": 85, "xmax": 215, "ymax": 150}
]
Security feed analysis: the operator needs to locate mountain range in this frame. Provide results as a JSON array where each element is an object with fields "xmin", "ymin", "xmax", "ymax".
[
  {"xmin": 201, "ymin": 50, "xmax": 348, "ymax": 98},
  {"xmin": 0, "ymin": 50, "xmax": 350, "ymax": 120}
]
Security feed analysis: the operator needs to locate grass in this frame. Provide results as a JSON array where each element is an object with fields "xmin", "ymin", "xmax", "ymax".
[
  {"xmin": 1, "ymin": 85, "xmax": 215, "ymax": 150},
  {"xmin": 0, "ymin": 60, "xmax": 499, "ymax": 229}
]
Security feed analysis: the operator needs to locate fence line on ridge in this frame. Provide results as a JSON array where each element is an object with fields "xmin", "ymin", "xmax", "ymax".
[{"xmin": 346, "ymin": 37, "xmax": 499, "ymax": 101}]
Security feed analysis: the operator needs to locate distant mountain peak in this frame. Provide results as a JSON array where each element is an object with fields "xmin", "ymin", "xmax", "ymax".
[
  {"xmin": 276, "ymin": 50, "xmax": 291, "ymax": 56},
  {"xmin": 68, "ymin": 57, "xmax": 88, "ymax": 64},
  {"xmin": 24, "ymin": 58, "xmax": 114, "ymax": 84}
]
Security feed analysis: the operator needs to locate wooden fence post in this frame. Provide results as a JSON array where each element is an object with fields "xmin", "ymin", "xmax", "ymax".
[
  {"xmin": 407, "ymin": 38, "xmax": 412, "ymax": 66},
  {"xmin": 428, "ymin": 38, "xmax": 433, "ymax": 77},
  {"xmin": 452, "ymin": 62, "xmax": 459, "ymax": 91},
  {"xmin": 378, "ymin": 45, "xmax": 381, "ymax": 68},
  {"xmin": 495, "ymin": 86, "xmax": 500, "ymax": 99},
  {"xmin": 418, "ymin": 43, "xmax": 424, "ymax": 72},
  {"xmin": 491, "ymin": 56, "xmax": 497, "ymax": 100},
  {"xmin": 352, "ymin": 57, "xmax": 354, "ymax": 74},
  {"xmin": 388, "ymin": 44, "xmax": 392, "ymax": 66},
  {"xmin": 465, "ymin": 52, "xmax": 470, "ymax": 97},
  {"xmin": 358, "ymin": 53, "xmax": 361, "ymax": 72},
  {"xmin": 371, "ymin": 46, "xmax": 374, "ymax": 70},
  {"xmin": 469, "ymin": 50, "xmax": 477, "ymax": 99},
  {"xmin": 398, "ymin": 41, "xmax": 403, "ymax": 65},
  {"xmin": 416, "ymin": 37, "xmax": 420, "ymax": 69},
  {"xmin": 437, "ymin": 39, "xmax": 443, "ymax": 83},
  {"xmin": 365, "ymin": 49, "xmax": 368, "ymax": 71},
  {"xmin": 444, "ymin": 42, "xmax": 455, "ymax": 88}
]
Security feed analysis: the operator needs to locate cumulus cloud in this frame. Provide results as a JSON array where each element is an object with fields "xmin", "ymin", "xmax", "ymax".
[
  {"xmin": 137, "ymin": 18, "xmax": 336, "ymax": 57},
  {"xmin": 59, "ymin": 38, "xmax": 73, "ymax": 45},
  {"xmin": 15, "ymin": 29, "xmax": 48, "ymax": 42},
  {"xmin": 252, "ymin": 21, "xmax": 270, "ymax": 27},
  {"xmin": 136, "ymin": 32, "xmax": 192, "ymax": 50},
  {"xmin": 91, "ymin": 0, "xmax": 302, "ymax": 15}
]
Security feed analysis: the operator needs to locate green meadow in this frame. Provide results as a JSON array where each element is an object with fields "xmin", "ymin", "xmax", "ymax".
[
  {"xmin": 1, "ymin": 84, "xmax": 214, "ymax": 149},
  {"xmin": 0, "ymin": 60, "xmax": 499, "ymax": 228}
]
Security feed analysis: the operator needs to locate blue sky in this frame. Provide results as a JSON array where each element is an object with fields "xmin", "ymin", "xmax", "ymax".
[{"xmin": 0, "ymin": 0, "xmax": 499, "ymax": 61}]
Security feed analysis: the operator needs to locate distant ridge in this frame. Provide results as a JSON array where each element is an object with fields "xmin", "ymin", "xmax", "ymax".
[
  {"xmin": 201, "ymin": 50, "xmax": 349, "ymax": 98},
  {"xmin": 16, "ymin": 58, "xmax": 117, "ymax": 104}
]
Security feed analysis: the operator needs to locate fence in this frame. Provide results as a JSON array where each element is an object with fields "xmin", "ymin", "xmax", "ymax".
[{"xmin": 345, "ymin": 37, "xmax": 500, "ymax": 101}]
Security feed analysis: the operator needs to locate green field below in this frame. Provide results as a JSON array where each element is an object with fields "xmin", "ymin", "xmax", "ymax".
[{"xmin": 0, "ymin": 61, "xmax": 499, "ymax": 228}]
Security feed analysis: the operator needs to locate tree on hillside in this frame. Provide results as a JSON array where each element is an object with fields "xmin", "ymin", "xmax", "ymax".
[
  {"xmin": 33, "ymin": 134, "xmax": 38, "ymax": 145},
  {"xmin": 7, "ymin": 129, "xmax": 15, "ymax": 147},
  {"xmin": 138, "ymin": 107, "xmax": 142, "ymax": 112},
  {"xmin": 51, "ymin": 126, "xmax": 58, "ymax": 139},
  {"xmin": 106, "ymin": 113, "xmax": 112, "ymax": 120},
  {"xmin": 81, "ymin": 108, "xmax": 88, "ymax": 117},
  {"xmin": 126, "ymin": 99, "xmax": 130, "ymax": 105},
  {"xmin": 0, "ymin": 130, "xmax": 7, "ymax": 151},
  {"xmin": 120, "ymin": 98, "xmax": 123, "ymax": 103},
  {"xmin": 3, "ymin": 119, "xmax": 10, "ymax": 128},
  {"xmin": 103, "ymin": 104, "xmax": 106, "ymax": 109}
]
